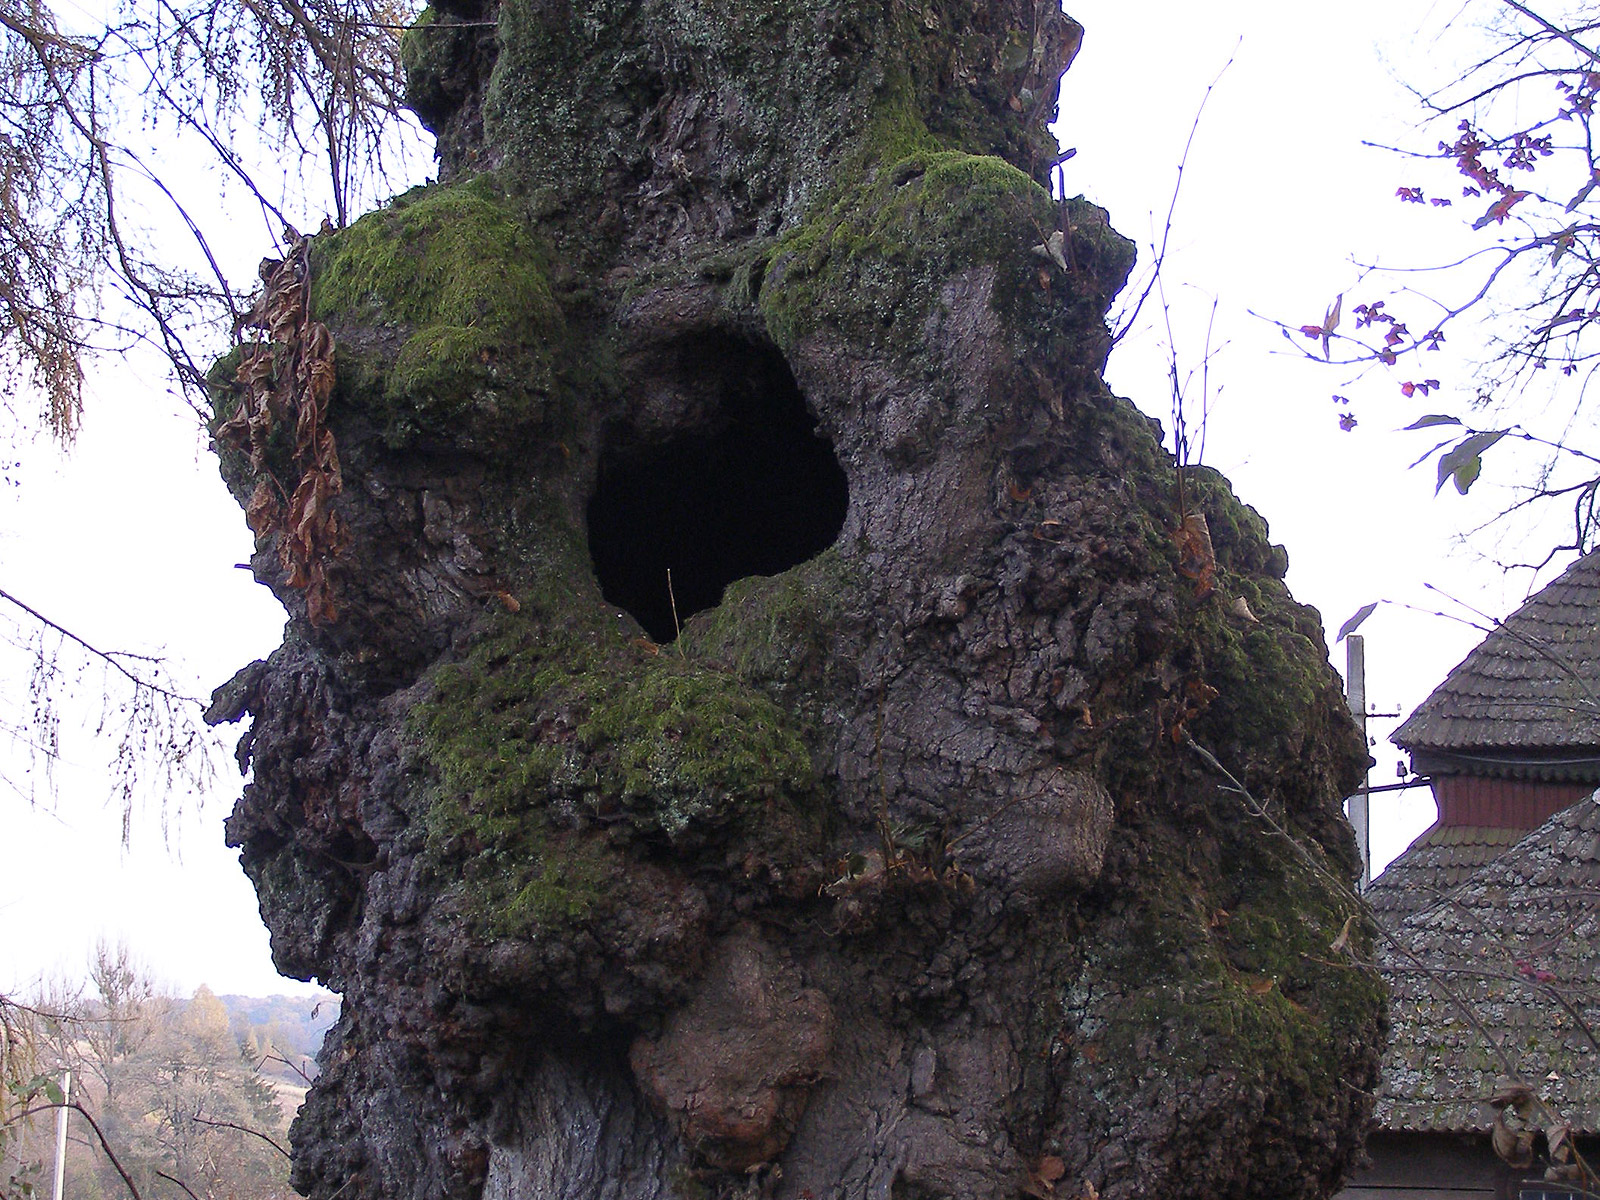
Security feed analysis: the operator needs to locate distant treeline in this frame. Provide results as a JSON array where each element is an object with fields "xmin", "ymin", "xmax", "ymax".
[
  {"xmin": 3, "ymin": 943, "xmax": 342, "ymax": 1200},
  {"xmin": 218, "ymin": 991, "xmax": 340, "ymax": 1081}
]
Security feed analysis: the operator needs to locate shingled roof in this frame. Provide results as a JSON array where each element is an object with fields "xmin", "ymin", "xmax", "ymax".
[
  {"xmin": 1375, "ymin": 792, "xmax": 1600, "ymax": 1134},
  {"xmin": 1393, "ymin": 550, "xmax": 1600, "ymax": 780},
  {"xmin": 1365, "ymin": 824, "xmax": 1527, "ymax": 925}
]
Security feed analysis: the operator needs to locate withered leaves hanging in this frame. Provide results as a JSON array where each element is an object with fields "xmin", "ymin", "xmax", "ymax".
[
  {"xmin": 216, "ymin": 231, "xmax": 345, "ymax": 625},
  {"xmin": 1172, "ymin": 510, "xmax": 1216, "ymax": 599}
]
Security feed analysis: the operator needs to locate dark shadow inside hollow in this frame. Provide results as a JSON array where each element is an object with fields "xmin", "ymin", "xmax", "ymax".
[{"xmin": 587, "ymin": 334, "xmax": 849, "ymax": 643}]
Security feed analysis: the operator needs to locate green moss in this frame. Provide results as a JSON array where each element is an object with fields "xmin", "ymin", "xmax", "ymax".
[
  {"xmin": 760, "ymin": 149, "xmax": 1055, "ymax": 355},
  {"xmin": 680, "ymin": 547, "xmax": 860, "ymax": 686},
  {"xmin": 399, "ymin": 8, "xmax": 436, "ymax": 94},
  {"xmin": 1184, "ymin": 467, "xmax": 1288, "ymax": 580},
  {"xmin": 1080, "ymin": 832, "xmax": 1382, "ymax": 1112},
  {"xmin": 576, "ymin": 670, "xmax": 814, "ymax": 836},
  {"xmin": 475, "ymin": 0, "xmax": 1078, "ymax": 261},
  {"xmin": 758, "ymin": 129, "xmax": 1133, "ymax": 381},
  {"xmin": 1186, "ymin": 599, "xmax": 1326, "ymax": 760},
  {"xmin": 390, "ymin": 325, "xmax": 501, "ymax": 395},
  {"xmin": 846, "ymin": 73, "xmax": 943, "ymax": 174},
  {"xmin": 1146, "ymin": 467, "xmax": 1361, "ymax": 795},
  {"xmin": 310, "ymin": 176, "xmax": 568, "ymax": 444},
  {"xmin": 314, "ymin": 177, "xmax": 557, "ymax": 338},
  {"xmin": 413, "ymin": 572, "xmax": 824, "ymax": 936}
]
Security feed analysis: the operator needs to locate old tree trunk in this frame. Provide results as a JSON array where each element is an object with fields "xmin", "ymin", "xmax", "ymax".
[{"xmin": 205, "ymin": 4, "xmax": 1385, "ymax": 1198}]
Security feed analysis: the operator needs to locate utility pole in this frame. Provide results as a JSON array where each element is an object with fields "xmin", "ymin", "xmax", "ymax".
[
  {"xmin": 51, "ymin": 1068, "xmax": 70, "ymax": 1200},
  {"xmin": 1345, "ymin": 634, "xmax": 1371, "ymax": 891}
]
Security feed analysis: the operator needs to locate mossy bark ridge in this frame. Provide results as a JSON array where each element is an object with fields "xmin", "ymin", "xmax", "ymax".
[{"xmin": 207, "ymin": 4, "xmax": 1384, "ymax": 1198}]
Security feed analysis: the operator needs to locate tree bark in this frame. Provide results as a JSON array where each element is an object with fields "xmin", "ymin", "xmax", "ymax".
[{"xmin": 207, "ymin": 4, "xmax": 1386, "ymax": 1198}]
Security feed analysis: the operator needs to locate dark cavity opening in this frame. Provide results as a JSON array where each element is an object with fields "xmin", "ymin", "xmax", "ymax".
[{"xmin": 587, "ymin": 334, "xmax": 849, "ymax": 643}]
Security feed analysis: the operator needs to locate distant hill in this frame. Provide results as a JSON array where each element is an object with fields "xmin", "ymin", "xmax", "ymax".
[{"xmin": 218, "ymin": 991, "xmax": 340, "ymax": 1082}]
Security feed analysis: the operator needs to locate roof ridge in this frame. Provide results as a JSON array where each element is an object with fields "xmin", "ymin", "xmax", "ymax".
[{"xmin": 1394, "ymin": 549, "xmax": 1600, "ymax": 754}]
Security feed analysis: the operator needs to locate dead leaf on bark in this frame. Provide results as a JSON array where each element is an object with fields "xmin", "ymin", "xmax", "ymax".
[
  {"xmin": 217, "ymin": 231, "xmax": 344, "ymax": 624},
  {"xmin": 245, "ymin": 478, "xmax": 280, "ymax": 537},
  {"xmin": 1328, "ymin": 914, "xmax": 1357, "ymax": 954},
  {"xmin": 1172, "ymin": 512, "xmax": 1216, "ymax": 598},
  {"xmin": 1021, "ymin": 1155, "xmax": 1067, "ymax": 1199}
]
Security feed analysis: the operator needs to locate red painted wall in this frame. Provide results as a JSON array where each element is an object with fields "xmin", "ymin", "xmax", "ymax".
[{"xmin": 1433, "ymin": 775, "xmax": 1594, "ymax": 829}]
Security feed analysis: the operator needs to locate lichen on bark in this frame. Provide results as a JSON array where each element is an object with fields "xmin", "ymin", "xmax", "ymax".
[{"xmin": 206, "ymin": 4, "xmax": 1384, "ymax": 1199}]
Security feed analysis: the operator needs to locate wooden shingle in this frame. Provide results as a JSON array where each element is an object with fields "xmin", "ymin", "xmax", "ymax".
[{"xmin": 1393, "ymin": 550, "xmax": 1600, "ymax": 781}]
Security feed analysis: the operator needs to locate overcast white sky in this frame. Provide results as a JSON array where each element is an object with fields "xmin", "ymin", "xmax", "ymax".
[{"xmin": 1, "ymin": 0, "xmax": 1565, "ymax": 998}]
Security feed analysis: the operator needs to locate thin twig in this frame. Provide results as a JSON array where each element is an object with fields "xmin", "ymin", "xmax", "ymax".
[
  {"xmin": 190, "ymin": 1114, "xmax": 290, "ymax": 1158},
  {"xmin": 0, "ymin": 585, "xmax": 201, "ymax": 706},
  {"xmin": 155, "ymin": 1171, "xmax": 202, "ymax": 1200},
  {"xmin": 1111, "ymin": 46, "xmax": 1238, "ymax": 346}
]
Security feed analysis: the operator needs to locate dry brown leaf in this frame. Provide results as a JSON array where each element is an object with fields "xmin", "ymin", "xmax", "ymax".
[
  {"xmin": 306, "ymin": 562, "xmax": 339, "ymax": 627},
  {"xmin": 1021, "ymin": 1153, "xmax": 1068, "ymax": 1197},
  {"xmin": 304, "ymin": 319, "xmax": 333, "ymax": 362},
  {"xmin": 306, "ymin": 352, "xmax": 336, "ymax": 406},
  {"xmin": 1172, "ymin": 512, "xmax": 1216, "ymax": 598},
  {"xmin": 268, "ymin": 286, "xmax": 302, "ymax": 345},
  {"xmin": 221, "ymin": 233, "xmax": 345, "ymax": 624},
  {"xmin": 235, "ymin": 347, "xmax": 274, "ymax": 388},
  {"xmin": 1547, "ymin": 1122, "xmax": 1573, "ymax": 1164},
  {"xmin": 245, "ymin": 478, "xmax": 279, "ymax": 537},
  {"xmin": 1492, "ymin": 1110, "xmax": 1535, "ymax": 1168},
  {"xmin": 1488, "ymin": 1082, "xmax": 1535, "ymax": 1110},
  {"xmin": 1329, "ymin": 914, "xmax": 1357, "ymax": 954},
  {"xmin": 315, "ymin": 428, "xmax": 340, "ymax": 475},
  {"xmin": 295, "ymin": 390, "xmax": 320, "ymax": 453}
]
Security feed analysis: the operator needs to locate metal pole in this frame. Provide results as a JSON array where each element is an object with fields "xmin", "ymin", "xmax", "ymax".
[
  {"xmin": 51, "ymin": 1068, "xmax": 70, "ymax": 1200},
  {"xmin": 1346, "ymin": 635, "xmax": 1371, "ymax": 890}
]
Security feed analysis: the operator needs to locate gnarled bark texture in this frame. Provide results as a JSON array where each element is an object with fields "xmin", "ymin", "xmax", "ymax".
[{"xmin": 207, "ymin": 4, "xmax": 1386, "ymax": 1198}]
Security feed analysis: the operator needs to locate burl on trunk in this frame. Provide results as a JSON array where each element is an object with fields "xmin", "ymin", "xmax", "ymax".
[{"xmin": 206, "ymin": 4, "xmax": 1384, "ymax": 1199}]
